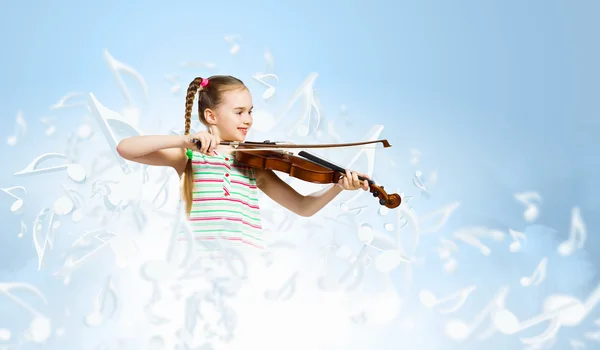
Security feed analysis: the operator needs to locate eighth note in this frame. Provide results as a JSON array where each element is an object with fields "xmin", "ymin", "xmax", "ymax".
[
  {"xmin": 252, "ymin": 73, "xmax": 278, "ymax": 101},
  {"xmin": 84, "ymin": 276, "xmax": 119, "ymax": 327},
  {"xmin": 419, "ymin": 285, "xmax": 476, "ymax": 314},
  {"xmin": 224, "ymin": 35, "xmax": 241, "ymax": 55},
  {"xmin": 558, "ymin": 207, "xmax": 587, "ymax": 257},
  {"xmin": 520, "ymin": 257, "xmax": 548, "ymax": 287},
  {"xmin": 515, "ymin": 191, "xmax": 542, "ymax": 222},
  {"xmin": 1, "ymin": 186, "xmax": 26, "ymax": 213},
  {"xmin": 40, "ymin": 117, "xmax": 57, "ymax": 137},
  {"xmin": 508, "ymin": 229, "xmax": 526, "ymax": 252},
  {"xmin": 6, "ymin": 111, "xmax": 27, "ymax": 146},
  {"xmin": 14, "ymin": 153, "xmax": 86, "ymax": 183}
]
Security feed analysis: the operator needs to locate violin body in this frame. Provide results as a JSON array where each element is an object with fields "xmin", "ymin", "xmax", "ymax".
[{"xmin": 234, "ymin": 150, "xmax": 344, "ymax": 184}]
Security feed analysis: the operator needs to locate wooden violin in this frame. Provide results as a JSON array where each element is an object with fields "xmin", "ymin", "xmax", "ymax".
[{"xmin": 191, "ymin": 139, "xmax": 401, "ymax": 209}]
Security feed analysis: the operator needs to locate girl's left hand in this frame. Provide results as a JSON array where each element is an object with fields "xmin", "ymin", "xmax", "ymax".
[{"xmin": 337, "ymin": 169, "xmax": 370, "ymax": 191}]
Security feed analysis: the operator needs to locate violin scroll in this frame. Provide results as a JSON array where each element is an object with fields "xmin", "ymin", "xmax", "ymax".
[{"xmin": 369, "ymin": 184, "xmax": 401, "ymax": 209}]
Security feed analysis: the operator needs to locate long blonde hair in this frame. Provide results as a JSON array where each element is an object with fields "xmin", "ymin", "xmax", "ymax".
[{"xmin": 181, "ymin": 75, "xmax": 246, "ymax": 217}]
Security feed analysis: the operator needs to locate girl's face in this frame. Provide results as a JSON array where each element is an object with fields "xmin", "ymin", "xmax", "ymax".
[{"xmin": 212, "ymin": 88, "xmax": 254, "ymax": 142}]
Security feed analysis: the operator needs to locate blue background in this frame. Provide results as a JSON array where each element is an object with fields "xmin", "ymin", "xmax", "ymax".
[{"xmin": 1, "ymin": 0, "xmax": 599, "ymax": 349}]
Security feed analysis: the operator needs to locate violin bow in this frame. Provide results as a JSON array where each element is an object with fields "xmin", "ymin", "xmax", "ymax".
[{"xmin": 192, "ymin": 139, "xmax": 392, "ymax": 151}]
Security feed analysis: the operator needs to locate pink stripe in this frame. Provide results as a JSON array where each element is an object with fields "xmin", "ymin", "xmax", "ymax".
[
  {"xmin": 194, "ymin": 179, "xmax": 223, "ymax": 183},
  {"xmin": 193, "ymin": 197, "xmax": 259, "ymax": 209},
  {"xmin": 178, "ymin": 236, "xmax": 264, "ymax": 249},
  {"xmin": 189, "ymin": 216, "xmax": 262, "ymax": 229},
  {"xmin": 230, "ymin": 179, "xmax": 257, "ymax": 188},
  {"xmin": 192, "ymin": 160, "xmax": 231, "ymax": 170}
]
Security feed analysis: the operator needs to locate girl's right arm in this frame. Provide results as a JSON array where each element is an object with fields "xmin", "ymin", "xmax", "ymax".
[{"xmin": 116, "ymin": 135, "xmax": 188, "ymax": 176}]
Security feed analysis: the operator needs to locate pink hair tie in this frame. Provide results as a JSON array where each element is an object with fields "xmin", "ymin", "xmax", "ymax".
[{"xmin": 200, "ymin": 78, "xmax": 209, "ymax": 87}]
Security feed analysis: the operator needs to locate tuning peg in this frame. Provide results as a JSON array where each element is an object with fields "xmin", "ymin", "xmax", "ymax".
[
  {"xmin": 372, "ymin": 191, "xmax": 379, "ymax": 197},
  {"xmin": 379, "ymin": 199, "xmax": 386, "ymax": 206}
]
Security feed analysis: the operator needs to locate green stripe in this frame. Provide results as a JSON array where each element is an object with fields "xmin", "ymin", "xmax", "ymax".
[
  {"xmin": 193, "ymin": 171, "xmax": 225, "ymax": 176},
  {"xmin": 191, "ymin": 203, "xmax": 261, "ymax": 220},
  {"xmin": 192, "ymin": 190, "xmax": 258, "ymax": 202},
  {"xmin": 193, "ymin": 170, "xmax": 254, "ymax": 181}
]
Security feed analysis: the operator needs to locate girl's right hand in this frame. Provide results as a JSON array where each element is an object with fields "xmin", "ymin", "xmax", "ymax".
[{"xmin": 181, "ymin": 131, "xmax": 220, "ymax": 155}]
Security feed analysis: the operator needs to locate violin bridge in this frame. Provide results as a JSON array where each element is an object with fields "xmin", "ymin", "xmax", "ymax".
[{"xmin": 230, "ymin": 141, "xmax": 240, "ymax": 149}]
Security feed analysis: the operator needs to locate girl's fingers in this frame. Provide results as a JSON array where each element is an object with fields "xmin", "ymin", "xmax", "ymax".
[{"xmin": 352, "ymin": 171, "xmax": 360, "ymax": 188}]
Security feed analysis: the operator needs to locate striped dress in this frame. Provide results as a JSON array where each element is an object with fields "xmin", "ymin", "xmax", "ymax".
[{"xmin": 185, "ymin": 149, "xmax": 264, "ymax": 251}]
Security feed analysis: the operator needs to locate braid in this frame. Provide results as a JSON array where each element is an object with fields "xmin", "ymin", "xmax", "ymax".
[
  {"xmin": 184, "ymin": 77, "xmax": 203, "ymax": 135},
  {"xmin": 182, "ymin": 77, "xmax": 204, "ymax": 218}
]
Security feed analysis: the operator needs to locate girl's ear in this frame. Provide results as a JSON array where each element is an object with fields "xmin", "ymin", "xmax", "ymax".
[{"xmin": 204, "ymin": 108, "xmax": 217, "ymax": 125}]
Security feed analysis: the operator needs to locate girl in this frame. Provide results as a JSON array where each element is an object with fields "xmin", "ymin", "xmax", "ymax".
[{"xmin": 116, "ymin": 75, "xmax": 369, "ymax": 251}]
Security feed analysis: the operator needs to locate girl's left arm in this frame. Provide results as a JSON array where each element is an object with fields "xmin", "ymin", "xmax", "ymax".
[{"xmin": 255, "ymin": 168, "xmax": 368, "ymax": 217}]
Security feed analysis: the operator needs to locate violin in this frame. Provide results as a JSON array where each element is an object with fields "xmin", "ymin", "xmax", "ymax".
[{"xmin": 191, "ymin": 139, "xmax": 401, "ymax": 209}]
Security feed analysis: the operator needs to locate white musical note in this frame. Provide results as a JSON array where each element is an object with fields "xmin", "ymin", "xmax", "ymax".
[
  {"xmin": 509, "ymin": 228, "xmax": 527, "ymax": 252},
  {"xmin": 164, "ymin": 74, "xmax": 180, "ymax": 94},
  {"xmin": 558, "ymin": 207, "xmax": 587, "ymax": 256},
  {"xmin": 88, "ymin": 93, "xmax": 144, "ymax": 174},
  {"xmin": 515, "ymin": 191, "xmax": 542, "ymax": 222},
  {"xmin": 437, "ymin": 238, "xmax": 458, "ymax": 260},
  {"xmin": 14, "ymin": 153, "xmax": 86, "ymax": 183},
  {"xmin": 84, "ymin": 276, "xmax": 118, "ymax": 327},
  {"xmin": 252, "ymin": 73, "xmax": 278, "ymax": 101},
  {"xmin": 32, "ymin": 208, "xmax": 57, "ymax": 271},
  {"xmin": 50, "ymin": 92, "xmax": 87, "ymax": 110},
  {"xmin": 520, "ymin": 257, "xmax": 548, "ymax": 287},
  {"xmin": 445, "ymin": 287, "xmax": 509, "ymax": 341},
  {"xmin": 224, "ymin": 35, "xmax": 241, "ymax": 55},
  {"xmin": 6, "ymin": 111, "xmax": 27, "ymax": 146},
  {"xmin": 53, "ymin": 183, "xmax": 86, "ymax": 222},
  {"xmin": 419, "ymin": 285, "xmax": 476, "ymax": 314},
  {"xmin": 490, "ymin": 284, "xmax": 600, "ymax": 345},
  {"xmin": 18, "ymin": 220, "xmax": 26, "ymax": 238},
  {"xmin": 103, "ymin": 49, "xmax": 148, "ymax": 108},
  {"xmin": 453, "ymin": 231, "xmax": 491, "ymax": 256},
  {"xmin": 412, "ymin": 170, "xmax": 428, "ymax": 194},
  {"xmin": 420, "ymin": 202, "xmax": 461, "ymax": 234},
  {"xmin": 40, "ymin": 117, "xmax": 57, "ymax": 137},
  {"xmin": 278, "ymin": 72, "xmax": 321, "ymax": 137},
  {"xmin": 0, "ymin": 283, "xmax": 51, "ymax": 344},
  {"xmin": 264, "ymin": 271, "xmax": 299, "ymax": 301},
  {"xmin": 54, "ymin": 229, "xmax": 117, "ymax": 282},
  {"xmin": 1, "ymin": 186, "xmax": 26, "ymax": 213}
]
